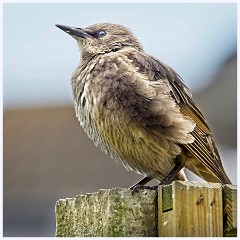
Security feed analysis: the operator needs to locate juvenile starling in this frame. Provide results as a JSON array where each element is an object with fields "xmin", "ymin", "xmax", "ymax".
[{"xmin": 56, "ymin": 23, "xmax": 231, "ymax": 188}]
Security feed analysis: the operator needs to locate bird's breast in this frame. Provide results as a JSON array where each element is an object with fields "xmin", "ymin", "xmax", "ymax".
[{"xmin": 71, "ymin": 51, "xmax": 195, "ymax": 180}]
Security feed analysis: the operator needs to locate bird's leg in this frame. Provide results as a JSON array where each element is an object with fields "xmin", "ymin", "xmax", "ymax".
[
  {"xmin": 160, "ymin": 160, "xmax": 183, "ymax": 185},
  {"xmin": 129, "ymin": 176, "xmax": 152, "ymax": 191},
  {"xmin": 129, "ymin": 157, "xmax": 185, "ymax": 191},
  {"xmin": 131, "ymin": 164, "xmax": 184, "ymax": 191}
]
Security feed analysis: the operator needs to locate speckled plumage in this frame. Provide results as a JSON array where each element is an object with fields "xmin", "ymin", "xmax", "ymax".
[{"xmin": 56, "ymin": 23, "xmax": 231, "ymax": 185}]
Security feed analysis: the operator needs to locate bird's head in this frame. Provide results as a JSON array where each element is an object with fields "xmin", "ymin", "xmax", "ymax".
[{"xmin": 56, "ymin": 23, "xmax": 144, "ymax": 60}]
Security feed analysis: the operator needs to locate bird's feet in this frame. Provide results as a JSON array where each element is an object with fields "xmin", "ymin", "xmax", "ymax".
[
  {"xmin": 130, "ymin": 184, "xmax": 158, "ymax": 192},
  {"xmin": 129, "ymin": 174, "xmax": 176, "ymax": 192},
  {"xmin": 129, "ymin": 176, "xmax": 157, "ymax": 191}
]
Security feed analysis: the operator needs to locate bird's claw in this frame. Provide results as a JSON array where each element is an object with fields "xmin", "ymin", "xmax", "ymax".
[{"xmin": 130, "ymin": 184, "xmax": 158, "ymax": 192}]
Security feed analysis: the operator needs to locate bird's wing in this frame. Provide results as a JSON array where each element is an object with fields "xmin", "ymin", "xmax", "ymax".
[{"xmin": 127, "ymin": 51, "xmax": 231, "ymax": 184}]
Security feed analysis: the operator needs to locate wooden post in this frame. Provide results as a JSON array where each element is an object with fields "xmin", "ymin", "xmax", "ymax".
[
  {"xmin": 55, "ymin": 181, "xmax": 237, "ymax": 237},
  {"xmin": 158, "ymin": 181, "xmax": 223, "ymax": 237},
  {"xmin": 222, "ymin": 184, "xmax": 237, "ymax": 236},
  {"xmin": 55, "ymin": 188, "xmax": 157, "ymax": 237}
]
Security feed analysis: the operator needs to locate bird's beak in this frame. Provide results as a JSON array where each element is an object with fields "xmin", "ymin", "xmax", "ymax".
[{"xmin": 55, "ymin": 24, "xmax": 92, "ymax": 39}]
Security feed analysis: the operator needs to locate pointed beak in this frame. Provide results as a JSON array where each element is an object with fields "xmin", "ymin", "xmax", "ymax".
[{"xmin": 55, "ymin": 24, "xmax": 92, "ymax": 39}]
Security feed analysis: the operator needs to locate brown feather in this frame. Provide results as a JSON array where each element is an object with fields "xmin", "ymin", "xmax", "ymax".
[{"xmin": 127, "ymin": 50, "xmax": 231, "ymax": 184}]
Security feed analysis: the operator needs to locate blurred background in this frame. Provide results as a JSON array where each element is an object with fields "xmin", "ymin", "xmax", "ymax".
[{"xmin": 3, "ymin": 3, "xmax": 237, "ymax": 237}]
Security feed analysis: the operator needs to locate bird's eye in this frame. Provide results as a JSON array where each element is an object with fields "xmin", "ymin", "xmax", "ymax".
[{"xmin": 97, "ymin": 30, "xmax": 107, "ymax": 38}]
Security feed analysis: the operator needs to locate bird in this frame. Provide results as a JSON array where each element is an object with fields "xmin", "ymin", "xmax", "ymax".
[{"xmin": 56, "ymin": 22, "xmax": 231, "ymax": 189}]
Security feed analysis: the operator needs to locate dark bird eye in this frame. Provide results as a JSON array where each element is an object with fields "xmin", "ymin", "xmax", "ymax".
[{"xmin": 97, "ymin": 30, "xmax": 107, "ymax": 38}]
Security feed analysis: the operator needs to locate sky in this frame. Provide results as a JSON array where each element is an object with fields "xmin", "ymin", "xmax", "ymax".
[{"xmin": 3, "ymin": 3, "xmax": 237, "ymax": 109}]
